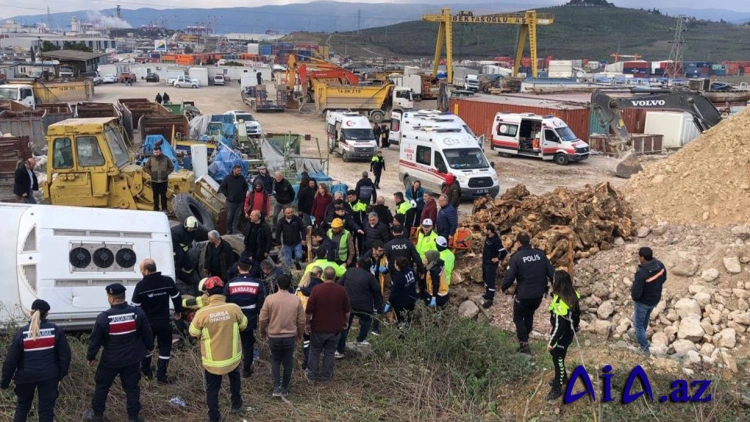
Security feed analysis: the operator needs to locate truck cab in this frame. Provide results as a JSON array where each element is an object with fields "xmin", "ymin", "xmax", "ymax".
[
  {"xmin": 0, "ymin": 84, "xmax": 36, "ymax": 109},
  {"xmin": 326, "ymin": 111, "xmax": 378, "ymax": 162},
  {"xmin": 490, "ymin": 112, "xmax": 590, "ymax": 165},
  {"xmin": 398, "ymin": 127, "xmax": 499, "ymax": 199},
  {"xmin": 0, "ymin": 202, "xmax": 174, "ymax": 329},
  {"xmin": 464, "ymin": 74, "xmax": 480, "ymax": 92},
  {"xmin": 390, "ymin": 109, "xmax": 481, "ymax": 146},
  {"xmin": 393, "ymin": 86, "xmax": 414, "ymax": 110},
  {"xmin": 43, "ymin": 117, "xmax": 195, "ymax": 210}
]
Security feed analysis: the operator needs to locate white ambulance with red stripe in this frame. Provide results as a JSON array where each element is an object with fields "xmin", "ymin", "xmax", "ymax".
[
  {"xmin": 490, "ymin": 112, "xmax": 590, "ymax": 165},
  {"xmin": 398, "ymin": 127, "xmax": 499, "ymax": 199},
  {"xmin": 326, "ymin": 111, "xmax": 378, "ymax": 162},
  {"xmin": 0, "ymin": 203, "xmax": 174, "ymax": 329}
]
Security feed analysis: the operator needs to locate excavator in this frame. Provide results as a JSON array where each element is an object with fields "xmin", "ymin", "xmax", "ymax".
[
  {"xmin": 286, "ymin": 54, "xmax": 360, "ymax": 105},
  {"xmin": 591, "ymin": 89, "xmax": 723, "ymax": 178}
]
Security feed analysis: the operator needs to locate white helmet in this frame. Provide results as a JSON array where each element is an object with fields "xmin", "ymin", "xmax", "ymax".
[
  {"xmin": 184, "ymin": 216, "xmax": 199, "ymax": 229},
  {"xmin": 198, "ymin": 277, "xmax": 208, "ymax": 292}
]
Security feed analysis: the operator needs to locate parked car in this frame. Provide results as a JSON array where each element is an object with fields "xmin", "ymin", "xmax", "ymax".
[
  {"xmin": 224, "ymin": 110, "xmax": 262, "ymax": 137},
  {"xmin": 213, "ymin": 74, "xmax": 225, "ymax": 86},
  {"xmin": 118, "ymin": 72, "xmax": 136, "ymax": 83},
  {"xmin": 102, "ymin": 74, "xmax": 117, "ymax": 84},
  {"xmin": 174, "ymin": 78, "xmax": 200, "ymax": 89},
  {"xmin": 145, "ymin": 73, "xmax": 160, "ymax": 82},
  {"xmin": 83, "ymin": 71, "xmax": 102, "ymax": 85}
]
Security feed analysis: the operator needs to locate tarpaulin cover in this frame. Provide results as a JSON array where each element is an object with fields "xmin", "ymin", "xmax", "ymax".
[
  {"xmin": 208, "ymin": 143, "xmax": 247, "ymax": 183},
  {"xmin": 142, "ymin": 135, "xmax": 180, "ymax": 172},
  {"xmin": 259, "ymin": 138, "xmax": 325, "ymax": 175}
]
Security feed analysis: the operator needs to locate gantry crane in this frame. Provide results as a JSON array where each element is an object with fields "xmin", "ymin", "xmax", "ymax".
[{"xmin": 422, "ymin": 8, "xmax": 554, "ymax": 81}]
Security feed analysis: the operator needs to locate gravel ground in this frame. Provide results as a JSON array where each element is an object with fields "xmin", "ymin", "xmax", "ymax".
[{"xmin": 93, "ymin": 82, "xmax": 627, "ymax": 217}]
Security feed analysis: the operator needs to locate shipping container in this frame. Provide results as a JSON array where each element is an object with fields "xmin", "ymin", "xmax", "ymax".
[
  {"xmin": 624, "ymin": 61, "xmax": 649, "ymax": 68},
  {"xmin": 259, "ymin": 44, "xmax": 273, "ymax": 56},
  {"xmin": 247, "ymin": 43, "xmax": 260, "ymax": 55},
  {"xmin": 644, "ymin": 111, "xmax": 700, "ymax": 150},
  {"xmin": 188, "ymin": 67, "xmax": 209, "ymax": 87}
]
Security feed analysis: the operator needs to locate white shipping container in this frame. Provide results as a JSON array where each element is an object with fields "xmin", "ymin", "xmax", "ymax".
[
  {"xmin": 644, "ymin": 111, "xmax": 700, "ymax": 149},
  {"xmin": 247, "ymin": 43, "xmax": 260, "ymax": 55},
  {"xmin": 404, "ymin": 66, "xmax": 421, "ymax": 76},
  {"xmin": 549, "ymin": 60, "xmax": 574, "ymax": 67},
  {"xmin": 188, "ymin": 67, "xmax": 209, "ymax": 87}
]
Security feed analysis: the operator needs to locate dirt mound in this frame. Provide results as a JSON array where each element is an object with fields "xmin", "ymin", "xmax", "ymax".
[
  {"xmin": 623, "ymin": 107, "xmax": 750, "ymax": 226},
  {"xmin": 461, "ymin": 182, "xmax": 634, "ymax": 270}
]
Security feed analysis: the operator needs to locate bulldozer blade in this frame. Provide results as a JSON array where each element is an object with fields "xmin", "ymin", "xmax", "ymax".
[{"xmin": 613, "ymin": 152, "xmax": 643, "ymax": 179}]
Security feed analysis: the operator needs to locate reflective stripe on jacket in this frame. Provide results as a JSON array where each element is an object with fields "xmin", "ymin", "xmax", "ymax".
[{"xmin": 189, "ymin": 295, "xmax": 248, "ymax": 375}]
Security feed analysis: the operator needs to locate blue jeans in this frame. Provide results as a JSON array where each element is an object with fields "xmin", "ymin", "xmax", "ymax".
[
  {"xmin": 337, "ymin": 311, "xmax": 372, "ymax": 353},
  {"xmin": 282, "ymin": 244, "xmax": 303, "ymax": 267},
  {"xmin": 633, "ymin": 301, "xmax": 655, "ymax": 352}
]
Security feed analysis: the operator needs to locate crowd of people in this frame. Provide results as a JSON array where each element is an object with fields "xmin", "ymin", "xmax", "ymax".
[{"xmin": 0, "ymin": 154, "xmax": 670, "ymax": 419}]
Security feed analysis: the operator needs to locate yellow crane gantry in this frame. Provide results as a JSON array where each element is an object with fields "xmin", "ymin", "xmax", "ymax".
[{"xmin": 422, "ymin": 8, "xmax": 554, "ymax": 81}]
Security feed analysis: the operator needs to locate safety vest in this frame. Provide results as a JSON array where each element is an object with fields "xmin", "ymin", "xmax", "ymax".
[
  {"xmin": 188, "ymin": 295, "xmax": 248, "ymax": 375},
  {"xmin": 439, "ymin": 249, "xmax": 455, "ymax": 286},
  {"xmin": 416, "ymin": 230, "xmax": 438, "ymax": 259},
  {"xmin": 396, "ymin": 200, "xmax": 411, "ymax": 216},
  {"xmin": 303, "ymin": 259, "xmax": 346, "ymax": 280},
  {"xmin": 327, "ymin": 229, "xmax": 350, "ymax": 262},
  {"xmin": 351, "ymin": 200, "xmax": 368, "ymax": 212},
  {"xmin": 426, "ymin": 265, "xmax": 449, "ymax": 297},
  {"xmin": 548, "ymin": 292, "xmax": 581, "ymax": 317}
]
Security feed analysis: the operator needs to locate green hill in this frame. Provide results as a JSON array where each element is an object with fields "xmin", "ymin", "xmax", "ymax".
[{"xmin": 328, "ymin": 5, "xmax": 750, "ymax": 61}]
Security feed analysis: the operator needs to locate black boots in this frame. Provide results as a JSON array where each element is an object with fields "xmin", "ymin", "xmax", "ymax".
[
  {"xmin": 517, "ymin": 342, "xmax": 531, "ymax": 355},
  {"xmin": 549, "ymin": 375, "xmax": 568, "ymax": 387},
  {"xmin": 546, "ymin": 384, "xmax": 562, "ymax": 401}
]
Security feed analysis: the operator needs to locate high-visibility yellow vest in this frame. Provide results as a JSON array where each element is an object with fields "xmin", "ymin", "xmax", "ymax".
[
  {"xmin": 439, "ymin": 249, "xmax": 455, "ymax": 286},
  {"xmin": 327, "ymin": 229, "xmax": 350, "ymax": 262}
]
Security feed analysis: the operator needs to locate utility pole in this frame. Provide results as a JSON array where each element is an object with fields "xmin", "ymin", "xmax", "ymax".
[
  {"xmin": 665, "ymin": 15, "xmax": 686, "ymax": 78},
  {"xmin": 357, "ymin": 9, "xmax": 361, "ymax": 36}
]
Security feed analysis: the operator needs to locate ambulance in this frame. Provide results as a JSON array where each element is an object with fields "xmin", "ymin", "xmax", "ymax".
[
  {"xmin": 389, "ymin": 109, "xmax": 482, "ymax": 146},
  {"xmin": 0, "ymin": 203, "xmax": 174, "ymax": 329},
  {"xmin": 398, "ymin": 127, "xmax": 499, "ymax": 199},
  {"xmin": 490, "ymin": 112, "xmax": 590, "ymax": 165},
  {"xmin": 325, "ymin": 111, "xmax": 378, "ymax": 162}
]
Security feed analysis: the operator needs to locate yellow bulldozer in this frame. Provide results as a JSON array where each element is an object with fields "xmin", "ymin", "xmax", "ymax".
[{"xmin": 42, "ymin": 117, "xmax": 222, "ymax": 230}]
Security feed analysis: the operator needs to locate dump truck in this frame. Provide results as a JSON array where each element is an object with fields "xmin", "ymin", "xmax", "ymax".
[
  {"xmin": 312, "ymin": 83, "xmax": 414, "ymax": 123},
  {"xmin": 4, "ymin": 79, "xmax": 94, "ymax": 104},
  {"xmin": 43, "ymin": 117, "xmax": 222, "ymax": 231},
  {"xmin": 76, "ymin": 102, "xmax": 122, "ymax": 120}
]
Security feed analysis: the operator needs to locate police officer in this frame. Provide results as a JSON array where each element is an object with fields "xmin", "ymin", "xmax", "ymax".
[
  {"xmin": 384, "ymin": 224, "xmax": 425, "ymax": 274},
  {"xmin": 172, "ymin": 216, "xmax": 199, "ymax": 293},
  {"xmin": 132, "ymin": 259, "xmax": 182, "ymax": 384},
  {"xmin": 481, "ymin": 223, "xmax": 507, "ymax": 309},
  {"xmin": 500, "ymin": 232, "xmax": 554, "ymax": 355},
  {"xmin": 225, "ymin": 256, "xmax": 266, "ymax": 378},
  {"xmin": 1, "ymin": 299, "xmax": 71, "ymax": 422},
  {"xmin": 84, "ymin": 284, "xmax": 153, "ymax": 422}
]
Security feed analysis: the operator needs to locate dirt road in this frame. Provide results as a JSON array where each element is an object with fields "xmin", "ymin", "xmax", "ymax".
[{"xmin": 93, "ymin": 82, "xmax": 626, "ymax": 217}]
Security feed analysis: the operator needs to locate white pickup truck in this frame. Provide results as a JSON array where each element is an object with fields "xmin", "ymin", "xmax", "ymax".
[{"xmin": 0, "ymin": 203, "xmax": 174, "ymax": 329}]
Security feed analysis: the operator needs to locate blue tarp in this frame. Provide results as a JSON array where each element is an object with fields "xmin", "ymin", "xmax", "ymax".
[
  {"xmin": 208, "ymin": 143, "xmax": 248, "ymax": 183},
  {"xmin": 141, "ymin": 135, "xmax": 180, "ymax": 172}
]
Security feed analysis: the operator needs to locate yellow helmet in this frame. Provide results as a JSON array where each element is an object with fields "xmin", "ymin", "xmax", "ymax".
[
  {"xmin": 331, "ymin": 218, "xmax": 344, "ymax": 229},
  {"xmin": 198, "ymin": 278, "xmax": 209, "ymax": 292},
  {"xmin": 184, "ymin": 216, "xmax": 199, "ymax": 229}
]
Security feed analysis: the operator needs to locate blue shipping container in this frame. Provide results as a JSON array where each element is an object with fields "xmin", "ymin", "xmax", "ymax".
[{"xmin": 259, "ymin": 45, "xmax": 272, "ymax": 55}]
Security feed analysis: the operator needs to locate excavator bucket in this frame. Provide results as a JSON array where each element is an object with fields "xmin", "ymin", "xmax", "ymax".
[{"xmin": 613, "ymin": 151, "xmax": 643, "ymax": 179}]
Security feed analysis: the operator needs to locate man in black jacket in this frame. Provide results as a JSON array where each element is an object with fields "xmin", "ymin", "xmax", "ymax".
[
  {"xmin": 252, "ymin": 165, "xmax": 273, "ymax": 193},
  {"xmin": 204, "ymin": 231, "xmax": 237, "ymax": 282},
  {"xmin": 85, "ymin": 284, "xmax": 153, "ymax": 422},
  {"xmin": 13, "ymin": 158, "xmax": 38, "ymax": 204},
  {"xmin": 172, "ymin": 217, "xmax": 199, "ymax": 292},
  {"xmin": 132, "ymin": 259, "xmax": 182, "ymax": 384},
  {"xmin": 225, "ymin": 257, "xmax": 266, "ymax": 377},
  {"xmin": 336, "ymin": 257, "xmax": 382, "ymax": 357},
  {"xmin": 219, "ymin": 165, "xmax": 249, "ymax": 235},
  {"xmin": 481, "ymin": 223, "xmax": 508, "ymax": 309},
  {"xmin": 271, "ymin": 171, "xmax": 296, "ymax": 226},
  {"xmin": 362, "ymin": 212, "xmax": 390, "ymax": 252},
  {"xmin": 385, "ymin": 224, "xmax": 425, "ymax": 274},
  {"xmin": 244, "ymin": 210, "xmax": 272, "ymax": 277},
  {"xmin": 631, "ymin": 247, "xmax": 666, "ymax": 355},
  {"xmin": 372, "ymin": 196, "xmax": 393, "ymax": 228},
  {"xmin": 501, "ymin": 232, "xmax": 554, "ymax": 355},
  {"xmin": 354, "ymin": 171, "xmax": 377, "ymax": 205},
  {"xmin": 276, "ymin": 207, "xmax": 306, "ymax": 268}
]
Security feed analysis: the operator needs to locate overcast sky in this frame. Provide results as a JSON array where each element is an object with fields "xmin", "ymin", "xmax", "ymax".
[{"xmin": 2, "ymin": 0, "xmax": 749, "ymax": 20}]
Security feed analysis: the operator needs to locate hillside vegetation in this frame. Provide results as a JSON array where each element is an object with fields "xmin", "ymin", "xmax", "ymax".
[{"xmin": 329, "ymin": 5, "xmax": 750, "ymax": 61}]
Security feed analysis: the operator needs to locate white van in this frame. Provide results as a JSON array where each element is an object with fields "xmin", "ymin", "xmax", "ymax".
[
  {"xmin": 390, "ymin": 109, "xmax": 481, "ymax": 146},
  {"xmin": 326, "ymin": 111, "xmax": 378, "ymax": 162},
  {"xmin": 490, "ymin": 112, "xmax": 590, "ymax": 165},
  {"xmin": 399, "ymin": 127, "xmax": 499, "ymax": 198},
  {"xmin": 0, "ymin": 203, "xmax": 174, "ymax": 329}
]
